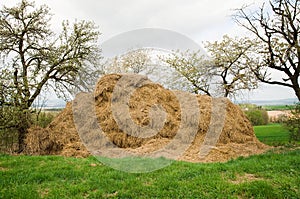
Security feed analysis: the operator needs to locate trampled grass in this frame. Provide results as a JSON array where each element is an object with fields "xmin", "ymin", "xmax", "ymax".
[
  {"xmin": 0, "ymin": 148, "xmax": 299, "ymax": 198},
  {"xmin": 254, "ymin": 123, "xmax": 291, "ymax": 146}
]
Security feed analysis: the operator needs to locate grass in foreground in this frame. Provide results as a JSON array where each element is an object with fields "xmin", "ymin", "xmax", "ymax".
[
  {"xmin": 0, "ymin": 148, "xmax": 299, "ymax": 198},
  {"xmin": 254, "ymin": 123, "xmax": 291, "ymax": 146}
]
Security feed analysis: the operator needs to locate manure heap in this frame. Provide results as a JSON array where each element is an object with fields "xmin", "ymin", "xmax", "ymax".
[{"xmin": 25, "ymin": 74, "xmax": 269, "ymax": 162}]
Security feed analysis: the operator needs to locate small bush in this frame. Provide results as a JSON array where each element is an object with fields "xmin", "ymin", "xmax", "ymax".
[
  {"xmin": 283, "ymin": 103, "xmax": 300, "ymax": 141},
  {"xmin": 0, "ymin": 106, "xmax": 32, "ymax": 153},
  {"xmin": 33, "ymin": 112, "xmax": 55, "ymax": 128},
  {"xmin": 245, "ymin": 109, "xmax": 269, "ymax": 126}
]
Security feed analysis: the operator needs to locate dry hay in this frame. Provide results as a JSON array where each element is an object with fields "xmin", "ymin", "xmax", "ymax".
[
  {"xmin": 24, "ymin": 74, "xmax": 270, "ymax": 162},
  {"xmin": 25, "ymin": 103, "xmax": 89, "ymax": 158}
]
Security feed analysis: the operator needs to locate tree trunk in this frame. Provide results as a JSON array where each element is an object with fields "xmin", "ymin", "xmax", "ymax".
[
  {"xmin": 294, "ymin": 87, "xmax": 300, "ymax": 102},
  {"xmin": 17, "ymin": 128, "xmax": 27, "ymax": 153},
  {"xmin": 291, "ymin": 78, "xmax": 300, "ymax": 102},
  {"xmin": 16, "ymin": 110, "xmax": 31, "ymax": 153}
]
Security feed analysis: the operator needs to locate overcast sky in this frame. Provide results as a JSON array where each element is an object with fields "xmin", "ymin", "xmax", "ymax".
[{"xmin": 1, "ymin": 0, "xmax": 297, "ymax": 101}]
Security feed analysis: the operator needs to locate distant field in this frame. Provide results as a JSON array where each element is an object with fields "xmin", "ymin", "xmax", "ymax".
[
  {"xmin": 262, "ymin": 105, "xmax": 295, "ymax": 111},
  {"xmin": 43, "ymin": 108, "xmax": 63, "ymax": 112},
  {"xmin": 254, "ymin": 123, "xmax": 290, "ymax": 145}
]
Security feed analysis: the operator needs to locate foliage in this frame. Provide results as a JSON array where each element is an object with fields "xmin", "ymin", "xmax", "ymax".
[
  {"xmin": 103, "ymin": 49, "xmax": 152, "ymax": 75},
  {"xmin": 283, "ymin": 103, "xmax": 300, "ymax": 141},
  {"xmin": 0, "ymin": 106, "xmax": 27, "ymax": 153},
  {"xmin": 0, "ymin": 106, "xmax": 31, "ymax": 152},
  {"xmin": 0, "ymin": 149, "xmax": 299, "ymax": 198},
  {"xmin": 0, "ymin": 106, "xmax": 30, "ymax": 132},
  {"xmin": 234, "ymin": 0, "xmax": 300, "ymax": 101},
  {"xmin": 239, "ymin": 103, "xmax": 260, "ymax": 110},
  {"xmin": 33, "ymin": 111, "xmax": 57, "ymax": 128},
  {"xmin": 205, "ymin": 35, "xmax": 258, "ymax": 97},
  {"xmin": 239, "ymin": 104, "xmax": 269, "ymax": 126},
  {"xmin": 161, "ymin": 49, "xmax": 213, "ymax": 95},
  {"xmin": 0, "ymin": 0, "xmax": 101, "ymax": 151},
  {"xmin": 245, "ymin": 109, "xmax": 269, "ymax": 126},
  {"xmin": 161, "ymin": 35, "xmax": 258, "ymax": 97}
]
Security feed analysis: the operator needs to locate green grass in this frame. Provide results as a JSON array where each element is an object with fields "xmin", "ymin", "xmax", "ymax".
[
  {"xmin": 0, "ymin": 149, "xmax": 299, "ymax": 198},
  {"xmin": 254, "ymin": 123, "xmax": 290, "ymax": 146},
  {"xmin": 0, "ymin": 124, "xmax": 298, "ymax": 198}
]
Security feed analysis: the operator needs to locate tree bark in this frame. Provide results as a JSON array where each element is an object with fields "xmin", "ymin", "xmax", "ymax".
[
  {"xmin": 17, "ymin": 128, "xmax": 27, "ymax": 153},
  {"xmin": 16, "ymin": 110, "xmax": 30, "ymax": 153},
  {"xmin": 294, "ymin": 86, "xmax": 300, "ymax": 101}
]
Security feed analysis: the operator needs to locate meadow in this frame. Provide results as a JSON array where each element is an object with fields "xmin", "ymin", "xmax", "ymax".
[
  {"xmin": 0, "ymin": 124, "xmax": 299, "ymax": 198},
  {"xmin": 254, "ymin": 123, "xmax": 291, "ymax": 145}
]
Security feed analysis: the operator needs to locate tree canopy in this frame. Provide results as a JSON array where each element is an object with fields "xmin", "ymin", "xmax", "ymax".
[
  {"xmin": 0, "ymin": 0, "xmax": 101, "ymax": 151},
  {"xmin": 161, "ymin": 35, "xmax": 258, "ymax": 98},
  {"xmin": 234, "ymin": 0, "xmax": 300, "ymax": 101}
]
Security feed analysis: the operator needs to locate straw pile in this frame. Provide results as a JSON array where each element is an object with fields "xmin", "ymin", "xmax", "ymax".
[{"xmin": 24, "ymin": 74, "xmax": 269, "ymax": 162}]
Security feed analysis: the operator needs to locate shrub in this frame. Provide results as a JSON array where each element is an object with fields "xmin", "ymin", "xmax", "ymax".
[
  {"xmin": 0, "ymin": 106, "xmax": 31, "ymax": 153},
  {"xmin": 261, "ymin": 109, "xmax": 269, "ymax": 125},
  {"xmin": 283, "ymin": 103, "xmax": 300, "ymax": 141},
  {"xmin": 245, "ymin": 109, "xmax": 269, "ymax": 126},
  {"xmin": 33, "ymin": 112, "xmax": 55, "ymax": 128}
]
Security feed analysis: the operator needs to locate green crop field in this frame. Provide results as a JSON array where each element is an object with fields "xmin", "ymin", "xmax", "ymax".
[
  {"xmin": 254, "ymin": 123, "xmax": 291, "ymax": 146},
  {"xmin": 262, "ymin": 105, "xmax": 295, "ymax": 111}
]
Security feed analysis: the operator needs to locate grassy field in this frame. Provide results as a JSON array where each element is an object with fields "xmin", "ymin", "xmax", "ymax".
[
  {"xmin": 254, "ymin": 123, "xmax": 291, "ymax": 146},
  {"xmin": 262, "ymin": 105, "xmax": 295, "ymax": 111},
  {"xmin": 1, "ymin": 148, "xmax": 299, "ymax": 199},
  {"xmin": 1, "ymin": 123, "xmax": 299, "ymax": 198}
]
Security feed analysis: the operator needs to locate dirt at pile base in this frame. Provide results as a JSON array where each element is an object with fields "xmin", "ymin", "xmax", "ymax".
[{"xmin": 25, "ymin": 74, "xmax": 270, "ymax": 162}]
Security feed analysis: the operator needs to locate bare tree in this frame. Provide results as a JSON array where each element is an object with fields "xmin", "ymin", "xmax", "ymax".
[
  {"xmin": 234, "ymin": 0, "xmax": 300, "ymax": 101},
  {"xmin": 0, "ymin": 0, "xmax": 101, "ymax": 152}
]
